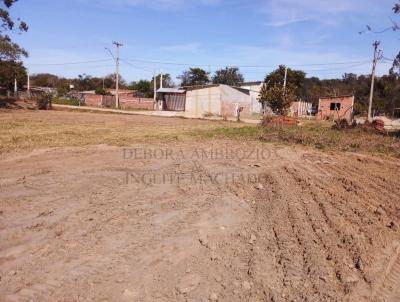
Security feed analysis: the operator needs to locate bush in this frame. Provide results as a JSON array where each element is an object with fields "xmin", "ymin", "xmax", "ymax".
[
  {"xmin": 34, "ymin": 94, "xmax": 52, "ymax": 110},
  {"xmin": 332, "ymin": 118, "xmax": 356, "ymax": 130},
  {"xmin": 95, "ymin": 88, "xmax": 110, "ymax": 95},
  {"xmin": 52, "ymin": 98, "xmax": 80, "ymax": 106}
]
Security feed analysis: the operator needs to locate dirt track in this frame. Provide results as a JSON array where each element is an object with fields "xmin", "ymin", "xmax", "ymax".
[{"xmin": 1, "ymin": 118, "xmax": 400, "ymax": 301}]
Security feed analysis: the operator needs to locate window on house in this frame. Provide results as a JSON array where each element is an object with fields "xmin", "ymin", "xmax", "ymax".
[{"xmin": 330, "ymin": 103, "xmax": 341, "ymax": 111}]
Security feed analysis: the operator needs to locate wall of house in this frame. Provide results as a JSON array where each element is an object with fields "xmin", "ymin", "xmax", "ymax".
[
  {"xmin": 317, "ymin": 96, "xmax": 354, "ymax": 121},
  {"xmin": 240, "ymin": 83, "xmax": 262, "ymax": 115},
  {"xmin": 185, "ymin": 86, "xmax": 221, "ymax": 118},
  {"xmin": 220, "ymin": 85, "xmax": 252, "ymax": 118}
]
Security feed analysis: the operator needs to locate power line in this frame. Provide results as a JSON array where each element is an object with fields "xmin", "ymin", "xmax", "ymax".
[
  {"xmin": 302, "ymin": 62, "xmax": 372, "ymax": 72},
  {"xmin": 122, "ymin": 58, "xmax": 372, "ymax": 69},
  {"xmin": 120, "ymin": 59, "xmax": 155, "ymax": 73},
  {"xmin": 25, "ymin": 57, "xmax": 376, "ymax": 71},
  {"xmin": 27, "ymin": 59, "xmax": 113, "ymax": 66}
]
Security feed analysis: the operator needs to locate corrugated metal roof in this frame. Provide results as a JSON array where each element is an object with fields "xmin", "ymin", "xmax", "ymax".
[{"xmin": 157, "ymin": 88, "xmax": 186, "ymax": 94}]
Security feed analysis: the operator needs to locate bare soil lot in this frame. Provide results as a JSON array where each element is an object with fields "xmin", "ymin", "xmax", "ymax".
[{"xmin": 0, "ymin": 110, "xmax": 399, "ymax": 301}]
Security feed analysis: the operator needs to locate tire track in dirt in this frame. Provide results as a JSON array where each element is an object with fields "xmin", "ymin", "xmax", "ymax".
[
  {"xmin": 327, "ymin": 163, "xmax": 400, "ymax": 208},
  {"xmin": 371, "ymin": 244, "xmax": 400, "ymax": 302},
  {"xmin": 247, "ymin": 152, "xmax": 399, "ymax": 301},
  {"xmin": 282, "ymin": 165, "xmax": 358, "ymax": 299},
  {"xmin": 283, "ymin": 158, "xmax": 400, "ymax": 301},
  {"xmin": 248, "ymin": 165, "xmax": 348, "ymax": 301}
]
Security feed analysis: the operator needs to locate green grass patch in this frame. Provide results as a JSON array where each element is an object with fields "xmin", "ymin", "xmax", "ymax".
[{"xmin": 52, "ymin": 98, "xmax": 80, "ymax": 106}]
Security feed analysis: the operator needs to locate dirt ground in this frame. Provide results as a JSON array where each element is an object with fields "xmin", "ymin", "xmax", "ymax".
[{"xmin": 0, "ymin": 111, "xmax": 400, "ymax": 302}]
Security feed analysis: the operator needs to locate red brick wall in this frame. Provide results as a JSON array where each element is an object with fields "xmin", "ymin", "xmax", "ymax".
[
  {"xmin": 83, "ymin": 94, "xmax": 154, "ymax": 110},
  {"xmin": 84, "ymin": 94, "xmax": 102, "ymax": 107},
  {"xmin": 317, "ymin": 96, "xmax": 354, "ymax": 121},
  {"xmin": 120, "ymin": 96, "xmax": 154, "ymax": 110}
]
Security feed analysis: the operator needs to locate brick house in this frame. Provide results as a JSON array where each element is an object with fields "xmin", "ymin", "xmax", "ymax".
[{"xmin": 317, "ymin": 95, "xmax": 354, "ymax": 122}]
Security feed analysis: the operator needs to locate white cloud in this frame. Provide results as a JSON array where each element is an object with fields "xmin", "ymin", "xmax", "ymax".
[
  {"xmin": 160, "ymin": 42, "xmax": 201, "ymax": 53},
  {"xmin": 90, "ymin": 0, "xmax": 221, "ymax": 11},
  {"xmin": 261, "ymin": 0, "xmax": 382, "ymax": 27}
]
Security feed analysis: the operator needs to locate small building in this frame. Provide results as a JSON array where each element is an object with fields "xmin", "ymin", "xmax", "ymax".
[
  {"xmin": 156, "ymin": 84, "xmax": 253, "ymax": 118},
  {"xmin": 240, "ymin": 81, "xmax": 263, "ymax": 115},
  {"xmin": 156, "ymin": 88, "xmax": 186, "ymax": 111},
  {"xmin": 317, "ymin": 95, "xmax": 354, "ymax": 122},
  {"xmin": 185, "ymin": 84, "xmax": 251, "ymax": 118}
]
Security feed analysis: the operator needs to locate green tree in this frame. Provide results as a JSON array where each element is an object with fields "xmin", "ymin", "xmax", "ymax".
[
  {"xmin": 178, "ymin": 68, "xmax": 209, "ymax": 86},
  {"xmin": 265, "ymin": 65, "xmax": 306, "ymax": 98},
  {"xmin": 30, "ymin": 73, "xmax": 59, "ymax": 87},
  {"xmin": 129, "ymin": 79, "xmax": 152, "ymax": 97},
  {"xmin": 0, "ymin": 0, "xmax": 28, "ymax": 61},
  {"xmin": 391, "ymin": 2, "xmax": 400, "ymax": 75},
  {"xmin": 95, "ymin": 87, "xmax": 109, "ymax": 95},
  {"xmin": 0, "ymin": 59, "xmax": 26, "ymax": 90},
  {"xmin": 212, "ymin": 67, "xmax": 244, "ymax": 86},
  {"xmin": 259, "ymin": 84, "xmax": 296, "ymax": 115},
  {"xmin": 151, "ymin": 73, "xmax": 174, "ymax": 90}
]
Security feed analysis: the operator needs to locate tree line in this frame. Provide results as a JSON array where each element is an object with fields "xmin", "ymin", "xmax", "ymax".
[
  {"xmin": 14, "ymin": 65, "xmax": 398, "ymax": 116},
  {"xmin": 1, "ymin": 0, "xmax": 400, "ymax": 116}
]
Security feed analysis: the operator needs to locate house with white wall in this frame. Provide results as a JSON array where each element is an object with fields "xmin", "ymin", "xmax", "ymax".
[{"xmin": 157, "ymin": 84, "xmax": 253, "ymax": 118}]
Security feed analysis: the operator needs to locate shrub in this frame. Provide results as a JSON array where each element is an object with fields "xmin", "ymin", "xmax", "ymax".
[
  {"xmin": 34, "ymin": 94, "xmax": 52, "ymax": 110},
  {"xmin": 332, "ymin": 118, "xmax": 356, "ymax": 130},
  {"xmin": 95, "ymin": 88, "xmax": 109, "ymax": 95}
]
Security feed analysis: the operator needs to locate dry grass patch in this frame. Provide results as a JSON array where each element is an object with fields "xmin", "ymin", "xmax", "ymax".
[
  {"xmin": 0, "ymin": 110, "xmax": 230, "ymax": 154},
  {"xmin": 190, "ymin": 120, "xmax": 400, "ymax": 158}
]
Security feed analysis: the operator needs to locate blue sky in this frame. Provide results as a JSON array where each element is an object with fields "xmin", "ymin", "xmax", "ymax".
[{"xmin": 9, "ymin": 0, "xmax": 400, "ymax": 84}]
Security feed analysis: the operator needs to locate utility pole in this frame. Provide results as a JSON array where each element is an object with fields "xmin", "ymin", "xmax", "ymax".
[
  {"xmin": 283, "ymin": 66, "xmax": 288, "ymax": 93},
  {"xmin": 113, "ymin": 41, "xmax": 123, "ymax": 108},
  {"xmin": 160, "ymin": 71, "xmax": 163, "ymax": 89},
  {"xmin": 14, "ymin": 77, "xmax": 17, "ymax": 95},
  {"xmin": 282, "ymin": 66, "xmax": 288, "ymax": 114},
  {"xmin": 368, "ymin": 41, "xmax": 380, "ymax": 122},
  {"xmin": 27, "ymin": 71, "xmax": 30, "ymax": 97},
  {"xmin": 153, "ymin": 72, "xmax": 157, "ymax": 110}
]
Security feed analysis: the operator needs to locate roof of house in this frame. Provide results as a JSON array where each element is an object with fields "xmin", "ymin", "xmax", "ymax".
[
  {"xmin": 106, "ymin": 89, "xmax": 135, "ymax": 95},
  {"xmin": 157, "ymin": 88, "xmax": 186, "ymax": 94},
  {"xmin": 182, "ymin": 84, "xmax": 219, "ymax": 91},
  {"xmin": 81, "ymin": 90, "xmax": 96, "ymax": 94},
  {"xmin": 183, "ymin": 84, "xmax": 251, "ymax": 95},
  {"xmin": 240, "ymin": 81, "xmax": 263, "ymax": 86},
  {"xmin": 80, "ymin": 89, "xmax": 135, "ymax": 95}
]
